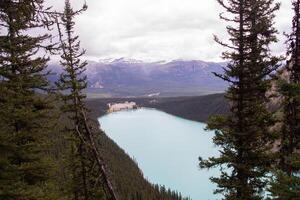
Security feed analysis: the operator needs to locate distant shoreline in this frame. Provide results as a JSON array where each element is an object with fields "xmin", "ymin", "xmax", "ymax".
[{"xmin": 86, "ymin": 93, "xmax": 229, "ymax": 123}]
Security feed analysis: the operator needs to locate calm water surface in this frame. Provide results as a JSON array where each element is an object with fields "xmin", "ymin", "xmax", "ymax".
[{"xmin": 98, "ymin": 108, "xmax": 219, "ymax": 200}]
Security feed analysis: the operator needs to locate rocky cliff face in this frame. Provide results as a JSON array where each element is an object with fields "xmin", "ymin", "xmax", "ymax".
[{"xmin": 268, "ymin": 67, "xmax": 290, "ymax": 111}]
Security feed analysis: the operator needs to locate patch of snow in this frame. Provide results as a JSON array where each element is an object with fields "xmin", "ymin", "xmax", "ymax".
[
  {"xmin": 147, "ymin": 92, "xmax": 160, "ymax": 97},
  {"xmin": 90, "ymin": 81, "xmax": 104, "ymax": 89}
]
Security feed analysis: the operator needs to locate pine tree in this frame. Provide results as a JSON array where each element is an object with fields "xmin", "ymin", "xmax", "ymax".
[
  {"xmin": 56, "ymin": 1, "xmax": 117, "ymax": 199},
  {"xmin": 199, "ymin": 0, "xmax": 281, "ymax": 199},
  {"xmin": 269, "ymin": 0, "xmax": 300, "ymax": 198},
  {"xmin": 0, "ymin": 0, "xmax": 56, "ymax": 199}
]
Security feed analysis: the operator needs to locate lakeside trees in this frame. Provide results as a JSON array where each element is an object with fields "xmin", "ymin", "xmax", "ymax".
[
  {"xmin": 269, "ymin": 0, "xmax": 300, "ymax": 198},
  {"xmin": 0, "ymin": 0, "xmax": 299, "ymax": 199},
  {"xmin": 200, "ymin": 0, "xmax": 300, "ymax": 199},
  {"xmin": 0, "ymin": 1, "xmax": 190, "ymax": 200},
  {"xmin": 199, "ymin": 0, "xmax": 281, "ymax": 199}
]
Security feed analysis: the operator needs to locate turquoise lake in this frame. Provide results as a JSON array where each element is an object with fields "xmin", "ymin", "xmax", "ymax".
[{"xmin": 98, "ymin": 108, "xmax": 219, "ymax": 200}]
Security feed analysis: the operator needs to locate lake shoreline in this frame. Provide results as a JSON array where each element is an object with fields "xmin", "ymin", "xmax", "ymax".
[
  {"xmin": 86, "ymin": 93, "xmax": 229, "ymax": 123},
  {"xmin": 98, "ymin": 108, "xmax": 219, "ymax": 200}
]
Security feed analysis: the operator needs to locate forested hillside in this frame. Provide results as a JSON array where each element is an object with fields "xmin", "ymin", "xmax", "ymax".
[
  {"xmin": 0, "ymin": 1, "xmax": 189, "ymax": 200},
  {"xmin": 1, "ymin": 0, "xmax": 300, "ymax": 200},
  {"xmin": 51, "ymin": 109, "xmax": 190, "ymax": 200},
  {"xmin": 86, "ymin": 93, "xmax": 229, "ymax": 122},
  {"xmin": 83, "ymin": 93, "xmax": 229, "ymax": 200}
]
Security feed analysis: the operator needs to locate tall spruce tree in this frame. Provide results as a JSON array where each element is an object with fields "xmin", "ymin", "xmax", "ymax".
[
  {"xmin": 269, "ymin": 0, "xmax": 300, "ymax": 198},
  {"xmin": 0, "ymin": 0, "xmax": 56, "ymax": 199},
  {"xmin": 199, "ymin": 0, "xmax": 281, "ymax": 199},
  {"xmin": 56, "ymin": 1, "xmax": 117, "ymax": 199}
]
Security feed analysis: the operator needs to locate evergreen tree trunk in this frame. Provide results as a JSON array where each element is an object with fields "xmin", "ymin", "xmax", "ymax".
[
  {"xmin": 0, "ymin": 0, "xmax": 56, "ymax": 199},
  {"xmin": 56, "ymin": 1, "xmax": 118, "ymax": 199},
  {"xmin": 270, "ymin": 0, "xmax": 300, "ymax": 198},
  {"xmin": 199, "ymin": 0, "xmax": 280, "ymax": 199}
]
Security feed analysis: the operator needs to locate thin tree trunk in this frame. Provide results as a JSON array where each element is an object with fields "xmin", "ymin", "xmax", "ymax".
[
  {"xmin": 80, "ymin": 143, "xmax": 89, "ymax": 200},
  {"xmin": 81, "ymin": 110, "xmax": 118, "ymax": 200}
]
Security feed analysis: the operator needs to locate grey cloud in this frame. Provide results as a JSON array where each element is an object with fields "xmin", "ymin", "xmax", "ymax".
[{"xmin": 48, "ymin": 0, "xmax": 293, "ymax": 61}]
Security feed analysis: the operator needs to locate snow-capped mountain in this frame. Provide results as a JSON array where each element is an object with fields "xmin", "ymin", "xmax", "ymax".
[{"xmin": 48, "ymin": 58, "xmax": 228, "ymax": 97}]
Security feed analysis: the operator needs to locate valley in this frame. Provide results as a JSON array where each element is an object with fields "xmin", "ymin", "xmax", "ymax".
[
  {"xmin": 83, "ymin": 93, "xmax": 229, "ymax": 200},
  {"xmin": 2, "ymin": 0, "xmax": 298, "ymax": 199},
  {"xmin": 98, "ymin": 108, "xmax": 220, "ymax": 200}
]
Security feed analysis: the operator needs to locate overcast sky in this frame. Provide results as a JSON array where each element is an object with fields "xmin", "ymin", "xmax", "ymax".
[{"xmin": 49, "ymin": 0, "xmax": 293, "ymax": 62}]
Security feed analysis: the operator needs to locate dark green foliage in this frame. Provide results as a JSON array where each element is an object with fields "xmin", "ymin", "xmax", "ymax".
[
  {"xmin": 0, "ymin": 0, "xmax": 57, "ymax": 199},
  {"xmin": 269, "ymin": 171, "xmax": 300, "ymax": 199},
  {"xmin": 269, "ymin": 0, "xmax": 300, "ymax": 198},
  {"xmin": 55, "ymin": 1, "xmax": 112, "ymax": 199},
  {"xmin": 0, "ymin": 0, "xmax": 199, "ymax": 199},
  {"xmin": 144, "ymin": 94, "xmax": 229, "ymax": 122},
  {"xmin": 199, "ymin": 0, "xmax": 281, "ymax": 199}
]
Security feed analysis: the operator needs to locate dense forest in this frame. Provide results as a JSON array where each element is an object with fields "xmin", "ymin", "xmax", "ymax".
[
  {"xmin": 199, "ymin": 0, "xmax": 300, "ymax": 199},
  {"xmin": 0, "ymin": 0, "xmax": 300, "ymax": 200},
  {"xmin": 0, "ymin": 1, "xmax": 189, "ymax": 200}
]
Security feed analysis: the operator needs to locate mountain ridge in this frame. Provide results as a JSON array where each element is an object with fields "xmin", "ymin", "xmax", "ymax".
[{"xmin": 49, "ymin": 58, "xmax": 228, "ymax": 97}]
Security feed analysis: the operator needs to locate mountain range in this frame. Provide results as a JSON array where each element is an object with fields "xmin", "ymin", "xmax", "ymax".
[{"xmin": 49, "ymin": 58, "xmax": 228, "ymax": 97}]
